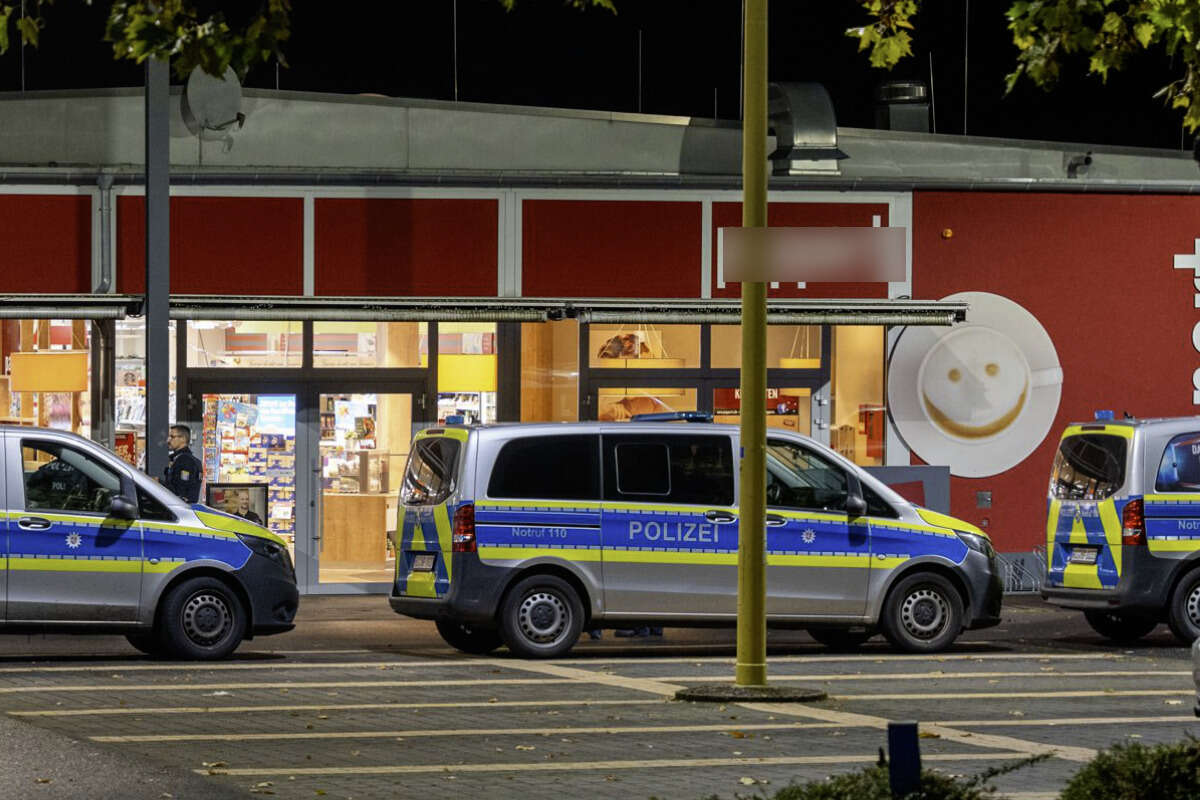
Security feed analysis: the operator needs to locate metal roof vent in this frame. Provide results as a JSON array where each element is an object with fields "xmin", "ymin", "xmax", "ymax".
[
  {"xmin": 768, "ymin": 82, "xmax": 847, "ymax": 176},
  {"xmin": 875, "ymin": 80, "xmax": 930, "ymax": 133}
]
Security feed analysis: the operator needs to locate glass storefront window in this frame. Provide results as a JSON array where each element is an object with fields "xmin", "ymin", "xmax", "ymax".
[
  {"xmin": 711, "ymin": 325, "xmax": 822, "ymax": 369},
  {"xmin": 187, "ymin": 321, "xmax": 302, "ymax": 368},
  {"xmin": 589, "ymin": 324, "xmax": 700, "ymax": 369},
  {"xmin": 597, "ymin": 387, "xmax": 698, "ymax": 421},
  {"xmin": 713, "ymin": 387, "xmax": 812, "ymax": 435},
  {"xmin": 438, "ymin": 322, "xmax": 497, "ymax": 424},
  {"xmin": 313, "ymin": 322, "xmax": 428, "ymax": 368},
  {"xmin": 200, "ymin": 393, "xmax": 298, "ymax": 561},
  {"xmin": 831, "ymin": 326, "xmax": 885, "ymax": 466},
  {"xmin": 521, "ymin": 320, "xmax": 579, "ymax": 422},
  {"xmin": 319, "ymin": 391, "xmax": 413, "ymax": 585},
  {"xmin": 114, "ymin": 319, "xmax": 177, "ymax": 467},
  {"xmin": 1, "ymin": 319, "xmax": 92, "ymax": 439}
]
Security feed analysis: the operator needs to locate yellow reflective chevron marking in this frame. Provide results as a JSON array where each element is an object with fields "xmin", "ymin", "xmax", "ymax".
[
  {"xmin": 914, "ymin": 507, "xmax": 985, "ymax": 538},
  {"xmin": 1068, "ymin": 514, "xmax": 1089, "ymax": 544},
  {"xmin": 1061, "ymin": 424, "xmax": 1134, "ymax": 440},
  {"xmin": 434, "ymin": 503, "xmax": 453, "ymax": 586},
  {"xmin": 405, "ymin": 571, "xmax": 437, "ymax": 598},
  {"xmin": 1060, "ymin": 505, "xmax": 1102, "ymax": 589},
  {"xmin": 1098, "ymin": 500, "xmax": 1122, "ymax": 576},
  {"xmin": 1046, "ymin": 499, "xmax": 1061, "ymax": 572},
  {"xmin": 194, "ymin": 510, "xmax": 287, "ymax": 547}
]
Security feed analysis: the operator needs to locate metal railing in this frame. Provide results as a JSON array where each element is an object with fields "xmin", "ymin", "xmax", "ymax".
[{"xmin": 1000, "ymin": 547, "xmax": 1045, "ymax": 593}]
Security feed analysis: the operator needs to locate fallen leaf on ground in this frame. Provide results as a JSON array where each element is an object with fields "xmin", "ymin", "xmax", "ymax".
[
  {"xmin": 34, "ymin": 778, "xmax": 51, "ymax": 784},
  {"xmin": 728, "ymin": 731, "xmax": 746, "ymax": 739},
  {"xmin": 515, "ymin": 745, "xmax": 536, "ymax": 751},
  {"xmin": 201, "ymin": 762, "xmax": 227, "ymax": 768},
  {"xmin": 739, "ymin": 777, "xmax": 758, "ymax": 786},
  {"xmin": 919, "ymin": 732, "xmax": 940, "ymax": 739},
  {"xmin": 1165, "ymin": 700, "xmax": 1183, "ymax": 705}
]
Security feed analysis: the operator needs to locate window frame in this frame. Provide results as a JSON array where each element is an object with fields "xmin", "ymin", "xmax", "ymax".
[
  {"xmin": 486, "ymin": 434, "xmax": 601, "ymax": 501},
  {"xmin": 603, "ymin": 432, "xmax": 736, "ymax": 506}
]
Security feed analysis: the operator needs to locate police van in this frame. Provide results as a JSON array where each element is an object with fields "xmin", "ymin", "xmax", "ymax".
[
  {"xmin": 1043, "ymin": 412, "xmax": 1200, "ymax": 644},
  {"xmin": 389, "ymin": 416, "xmax": 1002, "ymax": 658},
  {"xmin": 0, "ymin": 426, "xmax": 298, "ymax": 659}
]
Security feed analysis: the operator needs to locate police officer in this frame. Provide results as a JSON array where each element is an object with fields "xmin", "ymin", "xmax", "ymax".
[{"xmin": 164, "ymin": 424, "xmax": 203, "ymax": 503}]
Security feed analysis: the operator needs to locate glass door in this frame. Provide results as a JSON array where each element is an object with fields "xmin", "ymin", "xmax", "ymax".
[
  {"xmin": 194, "ymin": 389, "xmax": 300, "ymax": 566},
  {"xmin": 316, "ymin": 389, "xmax": 422, "ymax": 587}
]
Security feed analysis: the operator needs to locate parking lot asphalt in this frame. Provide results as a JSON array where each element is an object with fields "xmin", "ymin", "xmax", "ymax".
[{"xmin": 0, "ymin": 595, "xmax": 1196, "ymax": 800}]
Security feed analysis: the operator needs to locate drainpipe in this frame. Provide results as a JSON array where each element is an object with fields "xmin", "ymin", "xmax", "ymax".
[{"xmin": 92, "ymin": 171, "xmax": 116, "ymax": 447}]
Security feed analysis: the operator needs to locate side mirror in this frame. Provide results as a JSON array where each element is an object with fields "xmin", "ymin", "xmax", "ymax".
[
  {"xmin": 109, "ymin": 495, "xmax": 138, "ymax": 521},
  {"xmin": 845, "ymin": 492, "xmax": 867, "ymax": 518}
]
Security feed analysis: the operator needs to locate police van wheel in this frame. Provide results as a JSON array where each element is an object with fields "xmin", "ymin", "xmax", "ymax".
[
  {"xmin": 158, "ymin": 577, "xmax": 246, "ymax": 660},
  {"xmin": 125, "ymin": 633, "xmax": 165, "ymax": 657},
  {"xmin": 880, "ymin": 573, "xmax": 963, "ymax": 653},
  {"xmin": 808, "ymin": 628, "xmax": 872, "ymax": 651},
  {"xmin": 1084, "ymin": 610, "xmax": 1159, "ymax": 643},
  {"xmin": 499, "ymin": 575, "xmax": 584, "ymax": 659},
  {"xmin": 1166, "ymin": 570, "xmax": 1200, "ymax": 644},
  {"xmin": 435, "ymin": 619, "xmax": 504, "ymax": 655}
]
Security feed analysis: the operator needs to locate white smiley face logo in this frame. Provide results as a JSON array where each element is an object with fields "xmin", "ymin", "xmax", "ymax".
[{"xmin": 918, "ymin": 326, "xmax": 1031, "ymax": 441}]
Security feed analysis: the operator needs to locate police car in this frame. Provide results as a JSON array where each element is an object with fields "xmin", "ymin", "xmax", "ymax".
[
  {"xmin": 388, "ymin": 415, "xmax": 1003, "ymax": 658},
  {"xmin": 1, "ymin": 426, "xmax": 298, "ymax": 659},
  {"xmin": 1043, "ymin": 412, "xmax": 1200, "ymax": 644}
]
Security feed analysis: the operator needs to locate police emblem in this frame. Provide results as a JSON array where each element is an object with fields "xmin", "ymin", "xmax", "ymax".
[
  {"xmin": 65, "ymin": 532, "xmax": 83, "ymax": 549},
  {"xmin": 802, "ymin": 528, "xmax": 816, "ymax": 544}
]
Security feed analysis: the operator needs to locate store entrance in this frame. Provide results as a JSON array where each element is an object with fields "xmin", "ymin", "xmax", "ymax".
[{"xmin": 187, "ymin": 379, "xmax": 427, "ymax": 594}]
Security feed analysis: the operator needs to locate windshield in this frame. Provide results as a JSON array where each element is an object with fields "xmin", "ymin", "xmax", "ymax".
[{"xmin": 1050, "ymin": 434, "xmax": 1127, "ymax": 500}]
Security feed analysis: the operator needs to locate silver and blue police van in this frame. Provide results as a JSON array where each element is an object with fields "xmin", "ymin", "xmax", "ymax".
[
  {"xmin": 0, "ymin": 426, "xmax": 298, "ymax": 659},
  {"xmin": 389, "ymin": 415, "xmax": 1002, "ymax": 658},
  {"xmin": 1044, "ymin": 412, "xmax": 1200, "ymax": 645}
]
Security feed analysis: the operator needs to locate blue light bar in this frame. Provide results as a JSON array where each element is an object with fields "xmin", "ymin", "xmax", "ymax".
[{"xmin": 1094, "ymin": 410, "xmax": 1114, "ymax": 421}]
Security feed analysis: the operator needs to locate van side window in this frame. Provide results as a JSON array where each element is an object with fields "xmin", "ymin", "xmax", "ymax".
[
  {"xmin": 1155, "ymin": 432, "xmax": 1200, "ymax": 492},
  {"xmin": 863, "ymin": 485, "xmax": 898, "ymax": 518},
  {"xmin": 765, "ymin": 438, "xmax": 849, "ymax": 512},
  {"xmin": 21, "ymin": 440, "xmax": 123, "ymax": 515},
  {"xmin": 138, "ymin": 487, "xmax": 176, "ymax": 522},
  {"xmin": 402, "ymin": 436, "xmax": 462, "ymax": 505},
  {"xmin": 605, "ymin": 434, "xmax": 735, "ymax": 506},
  {"xmin": 488, "ymin": 435, "xmax": 600, "ymax": 500}
]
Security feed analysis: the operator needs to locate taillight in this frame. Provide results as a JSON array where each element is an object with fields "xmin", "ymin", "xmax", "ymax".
[
  {"xmin": 452, "ymin": 503, "xmax": 476, "ymax": 552},
  {"xmin": 1121, "ymin": 499, "xmax": 1146, "ymax": 546}
]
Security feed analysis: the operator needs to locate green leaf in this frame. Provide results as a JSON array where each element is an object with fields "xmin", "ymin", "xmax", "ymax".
[
  {"xmin": 0, "ymin": 6, "xmax": 12, "ymax": 55},
  {"xmin": 1133, "ymin": 22, "xmax": 1155, "ymax": 48}
]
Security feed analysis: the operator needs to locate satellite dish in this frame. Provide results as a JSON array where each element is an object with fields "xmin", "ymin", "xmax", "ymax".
[{"xmin": 181, "ymin": 65, "xmax": 245, "ymax": 136}]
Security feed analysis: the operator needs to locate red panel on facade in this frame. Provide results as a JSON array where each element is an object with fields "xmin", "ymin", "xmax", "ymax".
[
  {"xmin": 710, "ymin": 202, "xmax": 891, "ymax": 299},
  {"xmin": 522, "ymin": 200, "xmax": 702, "ymax": 298},
  {"xmin": 117, "ymin": 196, "xmax": 303, "ymax": 295},
  {"xmin": 912, "ymin": 192, "xmax": 1200, "ymax": 551},
  {"xmin": 0, "ymin": 195, "xmax": 91, "ymax": 293},
  {"xmin": 315, "ymin": 198, "xmax": 497, "ymax": 296}
]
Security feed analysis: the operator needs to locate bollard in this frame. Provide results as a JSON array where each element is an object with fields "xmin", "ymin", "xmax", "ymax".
[{"xmin": 887, "ymin": 720, "xmax": 921, "ymax": 798}]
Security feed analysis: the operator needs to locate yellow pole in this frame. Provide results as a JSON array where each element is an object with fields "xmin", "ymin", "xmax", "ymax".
[{"xmin": 736, "ymin": 0, "xmax": 768, "ymax": 688}]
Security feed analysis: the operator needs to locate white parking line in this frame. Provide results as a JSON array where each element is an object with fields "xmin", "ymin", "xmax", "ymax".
[
  {"xmin": 653, "ymin": 670, "xmax": 1189, "ymax": 683},
  {"xmin": 833, "ymin": 690, "xmax": 1194, "ymax": 701},
  {"xmin": 0, "ymin": 651, "xmax": 1135, "ymax": 674},
  {"xmin": 933, "ymin": 715, "xmax": 1197, "ymax": 727},
  {"xmin": 10, "ymin": 698, "xmax": 665, "ymax": 717},
  {"xmin": 94, "ymin": 720, "xmax": 848, "ymax": 743},
  {"xmin": 0, "ymin": 678, "xmax": 565, "ymax": 693},
  {"xmin": 196, "ymin": 752, "xmax": 1015, "ymax": 778}
]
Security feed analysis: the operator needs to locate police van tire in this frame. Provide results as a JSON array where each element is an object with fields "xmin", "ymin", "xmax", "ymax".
[
  {"xmin": 157, "ymin": 576, "xmax": 246, "ymax": 660},
  {"xmin": 1166, "ymin": 570, "xmax": 1200, "ymax": 644},
  {"xmin": 1084, "ymin": 610, "xmax": 1159, "ymax": 643},
  {"xmin": 435, "ymin": 619, "xmax": 504, "ymax": 655},
  {"xmin": 808, "ymin": 628, "xmax": 872, "ymax": 651},
  {"xmin": 499, "ymin": 575, "xmax": 584, "ymax": 659},
  {"xmin": 880, "ymin": 572, "xmax": 963, "ymax": 653},
  {"xmin": 125, "ymin": 633, "xmax": 165, "ymax": 657}
]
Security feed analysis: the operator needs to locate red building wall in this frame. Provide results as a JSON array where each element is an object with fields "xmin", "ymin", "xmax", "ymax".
[
  {"xmin": 913, "ymin": 191, "xmax": 1200, "ymax": 551},
  {"xmin": 117, "ymin": 196, "xmax": 304, "ymax": 295},
  {"xmin": 315, "ymin": 198, "xmax": 497, "ymax": 296},
  {"xmin": 522, "ymin": 200, "xmax": 703, "ymax": 298},
  {"xmin": 0, "ymin": 195, "xmax": 92, "ymax": 293}
]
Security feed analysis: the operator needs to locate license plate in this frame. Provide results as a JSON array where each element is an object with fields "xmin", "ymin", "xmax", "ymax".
[
  {"xmin": 411, "ymin": 553, "xmax": 436, "ymax": 572},
  {"xmin": 1069, "ymin": 547, "xmax": 1099, "ymax": 565}
]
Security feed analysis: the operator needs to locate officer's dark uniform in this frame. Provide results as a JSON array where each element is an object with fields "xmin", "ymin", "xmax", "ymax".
[{"xmin": 164, "ymin": 446, "xmax": 203, "ymax": 503}]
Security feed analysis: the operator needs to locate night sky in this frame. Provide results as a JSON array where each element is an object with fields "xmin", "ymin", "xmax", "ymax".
[{"xmin": 3, "ymin": 1, "xmax": 1192, "ymax": 151}]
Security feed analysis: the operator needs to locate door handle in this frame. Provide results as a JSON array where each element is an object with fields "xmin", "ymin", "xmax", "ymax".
[
  {"xmin": 765, "ymin": 514, "xmax": 787, "ymax": 527},
  {"xmin": 704, "ymin": 510, "xmax": 737, "ymax": 524},
  {"xmin": 18, "ymin": 516, "xmax": 52, "ymax": 531}
]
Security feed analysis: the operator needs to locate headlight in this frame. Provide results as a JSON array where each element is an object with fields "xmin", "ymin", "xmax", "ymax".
[
  {"xmin": 236, "ymin": 531, "xmax": 293, "ymax": 572},
  {"xmin": 956, "ymin": 531, "xmax": 995, "ymax": 559}
]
